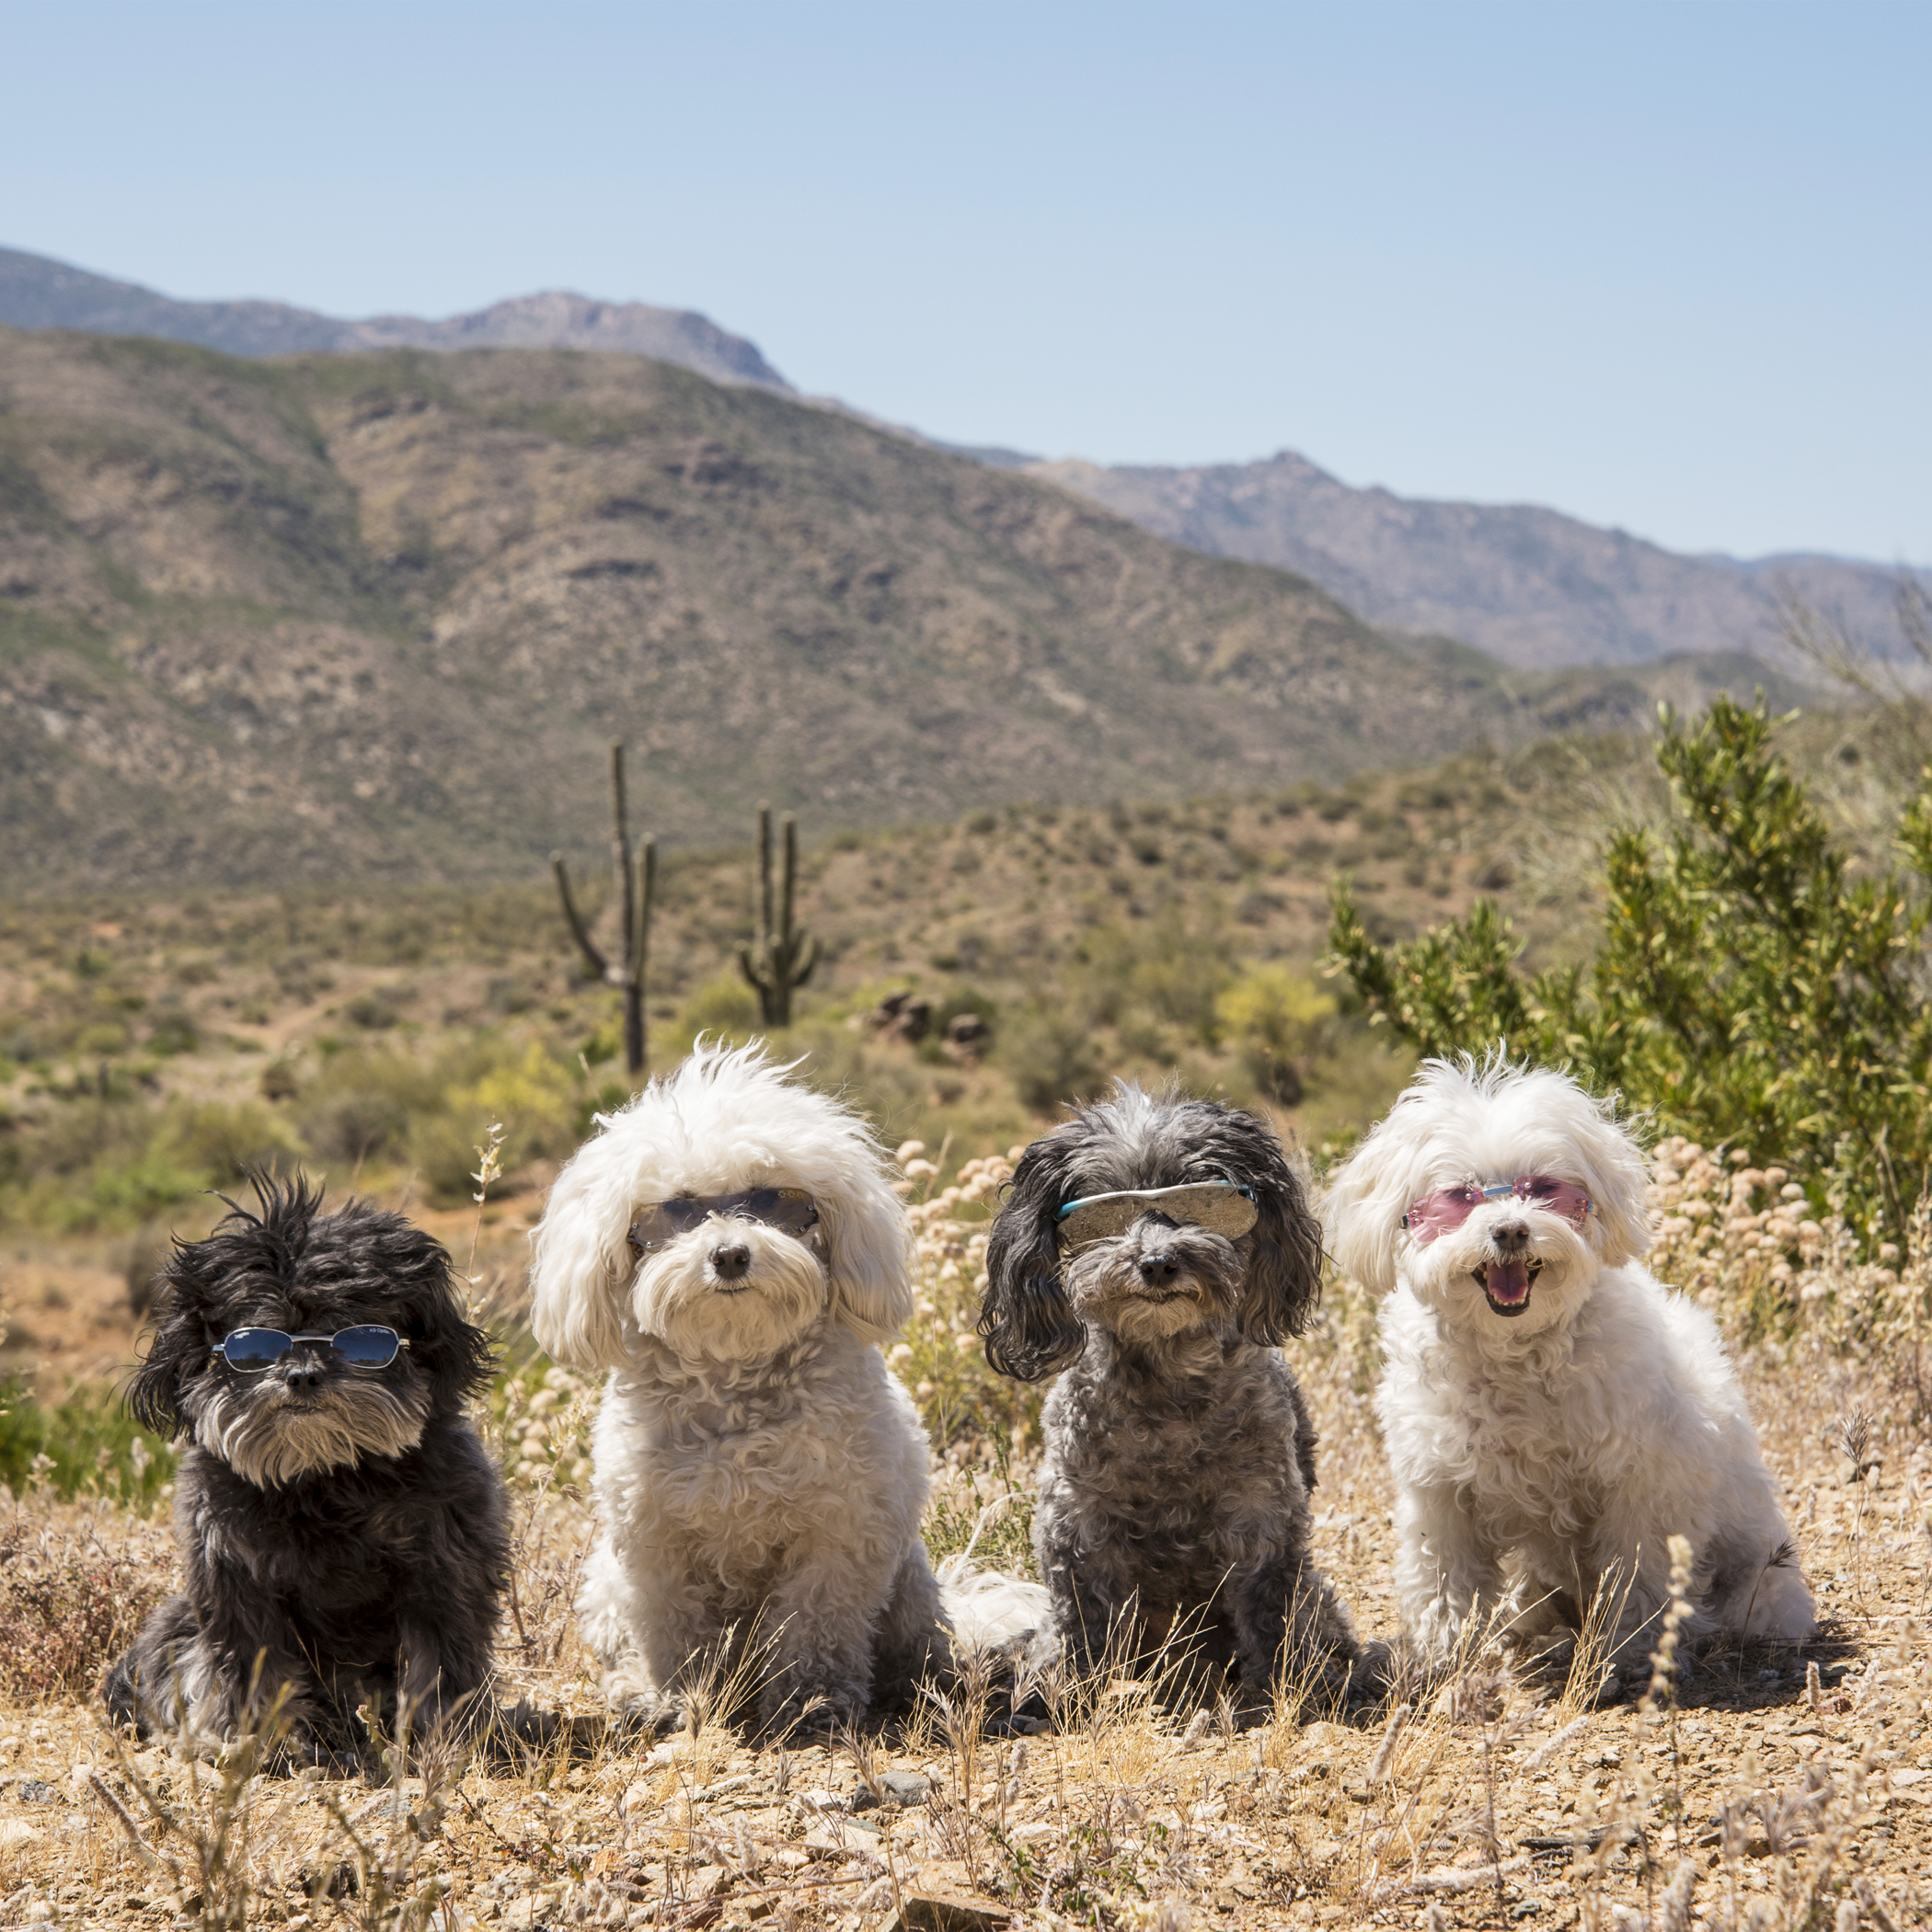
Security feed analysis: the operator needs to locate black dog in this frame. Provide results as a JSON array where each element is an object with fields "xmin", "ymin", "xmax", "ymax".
[
  {"xmin": 105, "ymin": 1178, "xmax": 509, "ymax": 1766},
  {"xmin": 981, "ymin": 1084, "xmax": 1370, "ymax": 1719}
]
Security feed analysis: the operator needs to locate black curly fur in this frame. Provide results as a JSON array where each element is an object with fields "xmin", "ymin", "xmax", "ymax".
[{"xmin": 104, "ymin": 1175, "xmax": 509, "ymax": 1767}]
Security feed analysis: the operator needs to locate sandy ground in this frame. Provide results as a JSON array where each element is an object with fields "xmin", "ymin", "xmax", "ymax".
[{"xmin": 2, "ymin": 1328, "xmax": 1926, "ymax": 1932}]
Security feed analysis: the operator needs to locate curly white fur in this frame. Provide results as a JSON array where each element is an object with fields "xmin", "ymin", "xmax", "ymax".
[
  {"xmin": 530, "ymin": 1041, "xmax": 1043, "ymax": 1735},
  {"xmin": 1324, "ymin": 1057, "xmax": 1813, "ymax": 1679}
]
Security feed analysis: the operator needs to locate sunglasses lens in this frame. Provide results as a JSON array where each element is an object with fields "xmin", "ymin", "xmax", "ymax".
[
  {"xmin": 741, "ymin": 1188, "xmax": 819, "ymax": 1235},
  {"xmin": 331, "ymin": 1326, "xmax": 402, "ymax": 1367},
  {"xmin": 1059, "ymin": 1184, "xmax": 1257, "ymax": 1249},
  {"xmin": 1167, "ymin": 1185, "xmax": 1260, "ymax": 1239},
  {"xmin": 1057, "ymin": 1200, "xmax": 1125, "ymax": 1249},
  {"xmin": 1406, "ymin": 1186, "xmax": 1483, "ymax": 1244},
  {"xmin": 221, "ymin": 1328, "xmax": 292, "ymax": 1371},
  {"xmin": 1520, "ymin": 1178, "xmax": 1592, "ymax": 1225},
  {"xmin": 627, "ymin": 1200, "xmax": 702, "ymax": 1250}
]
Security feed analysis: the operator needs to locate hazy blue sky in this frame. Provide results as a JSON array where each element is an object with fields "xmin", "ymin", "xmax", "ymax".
[{"xmin": 6, "ymin": 2, "xmax": 1926, "ymax": 561}]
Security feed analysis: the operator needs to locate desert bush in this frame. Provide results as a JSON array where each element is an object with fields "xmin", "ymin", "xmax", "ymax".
[
  {"xmin": 0, "ymin": 1520, "xmax": 167, "ymax": 1703},
  {"xmin": 342, "ymin": 983, "xmax": 408, "ymax": 1029},
  {"xmin": 998, "ymin": 1006, "xmax": 1103, "ymax": 1113},
  {"xmin": 1067, "ymin": 918, "xmax": 1237, "ymax": 1044},
  {"xmin": 1215, "ymin": 965, "xmax": 1337, "ymax": 1104},
  {"xmin": 1, "ymin": 1095, "xmax": 298, "ymax": 1230},
  {"xmin": 0, "ymin": 1377, "xmax": 176, "ymax": 1504},
  {"xmin": 408, "ymin": 1039, "xmax": 585, "ymax": 1202},
  {"xmin": 159, "ymin": 1098, "xmax": 300, "ymax": 1185},
  {"xmin": 662, "ymin": 972, "xmax": 762, "ymax": 1056},
  {"xmin": 1332, "ymin": 696, "xmax": 1932, "ymax": 1241}
]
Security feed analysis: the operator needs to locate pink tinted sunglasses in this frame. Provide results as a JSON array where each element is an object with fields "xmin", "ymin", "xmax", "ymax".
[{"xmin": 1402, "ymin": 1177, "xmax": 1593, "ymax": 1245}]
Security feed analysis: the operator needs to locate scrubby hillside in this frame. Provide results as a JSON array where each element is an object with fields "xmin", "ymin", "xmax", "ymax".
[{"xmin": 0, "ymin": 328, "xmax": 1801, "ymax": 891}]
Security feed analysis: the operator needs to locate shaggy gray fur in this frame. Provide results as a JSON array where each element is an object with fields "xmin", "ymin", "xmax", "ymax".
[{"xmin": 983, "ymin": 1085, "xmax": 1369, "ymax": 1718}]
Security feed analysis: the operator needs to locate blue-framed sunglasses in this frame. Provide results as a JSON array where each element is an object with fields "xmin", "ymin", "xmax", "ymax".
[
  {"xmin": 1054, "ymin": 1179, "xmax": 1259, "ymax": 1251},
  {"xmin": 213, "ymin": 1326, "xmax": 408, "ymax": 1373}
]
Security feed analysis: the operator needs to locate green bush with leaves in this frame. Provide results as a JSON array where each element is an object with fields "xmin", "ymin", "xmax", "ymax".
[
  {"xmin": 1330, "ymin": 696, "xmax": 1932, "ymax": 1239},
  {"xmin": 1214, "ymin": 965, "xmax": 1337, "ymax": 1104}
]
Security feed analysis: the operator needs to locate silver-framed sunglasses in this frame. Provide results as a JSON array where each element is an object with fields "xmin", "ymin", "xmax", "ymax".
[
  {"xmin": 627, "ymin": 1186, "xmax": 821, "ymax": 1254},
  {"xmin": 1054, "ymin": 1179, "xmax": 1259, "ymax": 1251},
  {"xmin": 213, "ymin": 1326, "xmax": 408, "ymax": 1372}
]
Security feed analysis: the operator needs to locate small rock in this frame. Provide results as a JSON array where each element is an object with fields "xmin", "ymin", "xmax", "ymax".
[
  {"xmin": 16, "ymin": 1779, "xmax": 62, "ymax": 1806},
  {"xmin": 884, "ymin": 1892, "xmax": 1012, "ymax": 1932},
  {"xmin": 851, "ymin": 1771, "xmax": 931, "ymax": 1811}
]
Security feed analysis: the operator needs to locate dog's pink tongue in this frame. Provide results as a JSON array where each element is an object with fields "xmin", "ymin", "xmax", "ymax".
[{"xmin": 1484, "ymin": 1259, "xmax": 1532, "ymax": 1306}]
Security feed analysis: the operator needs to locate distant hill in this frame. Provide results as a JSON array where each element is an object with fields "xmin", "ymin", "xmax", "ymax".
[
  {"xmin": 1026, "ymin": 449, "xmax": 1908, "ymax": 673},
  {"xmin": 0, "ymin": 246, "xmax": 789, "ymax": 390},
  {"xmin": 0, "ymin": 327, "xmax": 1804, "ymax": 891},
  {"xmin": 7, "ymin": 247, "xmax": 1907, "ymax": 680}
]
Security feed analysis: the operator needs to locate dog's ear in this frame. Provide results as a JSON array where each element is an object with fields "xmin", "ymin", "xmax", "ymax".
[
  {"xmin": 820, "ymin": 1158, "xmax": 916, "ymax": 1345},
  {"xmin": 980, "ymin": 1132, "xmax": 1086, "ymax": 1382},
  {"xmin": 346, "ymin": 1204, "xmax": 495, "ymax": 1412},
  {"xmin": 530, "ymin": 1133, "xmax": 637, "ymax": 1371},
  {"xmin": 125, "ymin": 1235, "xmax": 211, "ymax": 1438},
  {"xmin": 1569, "ymin": 1083, "xmax": 1654, "ymax": 1270},
  {"xmin": 1215, "ymin": 1110, "xmax": 1324, "ymax": 1344},
  {"xmin": 1319, "ymin": 1105, "xmax": 1416, "ymax": 1297}
]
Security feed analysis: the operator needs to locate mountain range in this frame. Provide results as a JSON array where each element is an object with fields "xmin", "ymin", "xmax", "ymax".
[
  {"xmin": 0, "ymin": 324, "xmax": 1790, "ymax": 890},
  {"xmin": 0, "ymin": 247, "xmax": 1906, "ymax": 684},
  {"xmin": 1025, "ymin": 451, "xmax": 1906, "ymax": 673},
  {"xmin": 0, "ymin": 246, "xmax": 789, "ymax": 391}
]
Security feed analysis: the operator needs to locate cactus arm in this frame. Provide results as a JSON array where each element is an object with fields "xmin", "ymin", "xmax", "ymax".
[
  {"xmin": 758, "ymin": 804, "xmax": 775, "ymax": 950},
  {"xmin": 630, "ymin": 838, "xmax": 655, "ymax": 992},
  {"xmin": 780, "ymin": 813, "xmax": 798, "ymax": 949},
  {"xmin": 552, "ymin": 852, "xmax": 608, "ymax": 979},
  {"xmin": 610, "ymin": 742, "xmax": 635, "ymax": 991}
]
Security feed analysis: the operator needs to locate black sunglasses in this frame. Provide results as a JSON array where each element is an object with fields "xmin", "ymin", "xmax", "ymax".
[
  {"xmin": 627, "ymin": 1187, "xmax": 820, "ymax": 1253},
  {"xmin": 213, "ymin": 1326, "xmax": 408, "ymax": 1373}
]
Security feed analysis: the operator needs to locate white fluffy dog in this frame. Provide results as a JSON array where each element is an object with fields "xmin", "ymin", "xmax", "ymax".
[
  {"xmin": 531, "ymin": 1042, "xmax": 954, "ymax": 1737},
  {"xmin": 1324, "ymin": 1057, "xmax": 1813, "ymax": 1683}
]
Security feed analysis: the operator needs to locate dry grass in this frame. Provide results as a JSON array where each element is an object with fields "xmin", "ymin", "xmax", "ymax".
[{"xmin": 4, "ymin": 1148, "xmax": 1931, "ymax": 1932}]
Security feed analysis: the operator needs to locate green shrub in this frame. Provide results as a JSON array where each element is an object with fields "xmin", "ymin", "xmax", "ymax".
[
  {"xmin": 0, "ymin": 1378, "xmax": 176, "ymax": 1505},
  {"xmin": 408, "ymin": 1040, "xmax": 584, "ymax": 1202},
  {"xmin": 1215, "ymin": 966, "xmax": 1337, "ymax": 1104},
  {"xmin": 665, "ymin": 972, "xmax": 762, "ymax": 1056},
  {"xmin": 146, "ymin": 1000, "xmax": 199, "ymax": 1054},
  {"xmin": 160, "ymin": 1099, "xmax": 299, "ymax": 1184},
  {"xmin": 1330, "ymin": 695, "xmax": 1932, "ymax": 1240},
  {"xmin": 999, "ymin": 1006, "xmax": 1104, "ymax": 1113}
]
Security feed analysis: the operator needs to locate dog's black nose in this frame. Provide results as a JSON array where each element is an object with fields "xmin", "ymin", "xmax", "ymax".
[
  {"xmin": 1492, "ymin": 1220, "xmax": 1531, "ymax": 1252},
  {"xmin": 1138, "ymin": 1251, "xmax": 1180, "ymax": 1288},
  {"xmin": 285, "ymin": 1356, "xmax": 327, "ymax": 1396},
  {"xmin": 710, "ymin": 1242, "xmax": 752, "ymax": 1281}
]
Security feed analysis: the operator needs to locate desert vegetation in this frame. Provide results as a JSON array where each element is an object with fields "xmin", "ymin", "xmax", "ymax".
[{"xmin": 3, "ymin": 708, "xmax": 1930, "ymax": 1928}]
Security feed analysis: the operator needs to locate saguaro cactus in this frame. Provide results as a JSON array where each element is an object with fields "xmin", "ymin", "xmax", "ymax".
[
  {"xmin": 553, "ymin": 742, "xmax": 656, "ymax": 1077},
  {"xmin": 739, "ymin": 805, "xmax": 819, "ymax": 1028}
]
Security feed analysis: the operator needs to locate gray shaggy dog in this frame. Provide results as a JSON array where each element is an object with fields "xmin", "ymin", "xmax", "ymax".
[{"xmin": 981, "ymin": 1085, "xmax": 1369, "ymax": 1719}]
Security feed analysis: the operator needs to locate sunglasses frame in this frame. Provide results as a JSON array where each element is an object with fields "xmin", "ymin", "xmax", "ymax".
[
  {"xmin": 1401, "ymin": 1177, "xmax": 1594, "ymax": 1244},
  {"xmin": 212, "ymin": 1326, "xmax": 409, "ymax": 1373},
  {"xmin": 627, "ymin": 1186, "xmax": 821, "ymax": 1255},
  {"xmin": 1053, "ymin": 1179, "xmax": 1259, "ymax": 1251}
]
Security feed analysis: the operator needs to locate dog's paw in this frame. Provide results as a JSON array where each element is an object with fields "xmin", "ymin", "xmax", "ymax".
[
  {"xmin": 608, "ymin": 1696, "xmax": 688, "ymax": 1745},
  {"xmin": 279, "ymin": 1731, "xmax": 363, "ymax": 1779}
]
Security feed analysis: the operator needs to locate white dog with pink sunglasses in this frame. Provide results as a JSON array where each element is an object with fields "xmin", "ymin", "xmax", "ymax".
[{"xmin": 1324, "ymin": 1056, "xmax": 1812, "ymax": 1686}]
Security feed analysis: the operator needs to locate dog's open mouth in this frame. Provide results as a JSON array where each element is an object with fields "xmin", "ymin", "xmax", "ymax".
[{"xmin": 1477, "ymin": 1257, "xmax": 1542, "ymax": 1317}]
